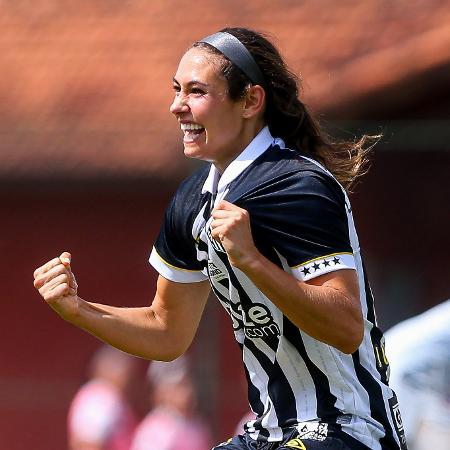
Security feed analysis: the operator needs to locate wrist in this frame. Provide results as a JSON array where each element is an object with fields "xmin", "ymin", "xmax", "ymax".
[
  {"xmin": 231, "ymin": 249, "xmax": 264, "ymax": 273},
  {"xmin": 55, "ymin": 295, "xmax": 82, "ymax": 324}
]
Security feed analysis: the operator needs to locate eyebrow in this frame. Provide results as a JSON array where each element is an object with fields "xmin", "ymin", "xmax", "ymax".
[{"xmin": 172, "ymin": 77, "xmax": 209, "ymax": 88}]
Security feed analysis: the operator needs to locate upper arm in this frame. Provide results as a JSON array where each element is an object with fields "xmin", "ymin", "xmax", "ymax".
[
  {"xmin": 307, "ymin": 268, "xmax": 364, "ymax": 349},
  {"xmin": 149, "ymin": 275, "xmax": 211, "ymax": 359},
  {"xmin": 307, "ymin": 269, "xmax": 361, "ymax": 310}
]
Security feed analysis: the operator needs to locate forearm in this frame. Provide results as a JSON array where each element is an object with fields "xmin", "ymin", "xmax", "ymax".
[
  {"xmin": 237, "ymin": 252, "xmax": 363, "ymax": 353},
  {"xmin": 34, "ymin": 255, "xmax": 210, "ymax": 360},
  {"xmin": 69, "ymin": 298, "xmax": 183, "ymax": 360}
]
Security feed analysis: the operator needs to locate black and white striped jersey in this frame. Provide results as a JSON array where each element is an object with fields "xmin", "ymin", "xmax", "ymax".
[{"xmin": 150, "ymin": 127, "xmax": 406, "ymax": 449}]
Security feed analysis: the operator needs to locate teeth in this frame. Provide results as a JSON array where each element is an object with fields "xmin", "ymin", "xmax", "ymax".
[{"xmin": 180, "ymin": 123, "xmax": 204, "ymax": 131}]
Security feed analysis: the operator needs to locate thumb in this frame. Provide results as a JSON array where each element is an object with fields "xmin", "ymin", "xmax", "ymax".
[{"xmin": 60, "ymin": 251, "xmax": 71, "ymax": 267}]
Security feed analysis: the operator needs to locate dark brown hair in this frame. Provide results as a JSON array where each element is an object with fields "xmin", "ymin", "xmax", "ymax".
[{"xmin": 194, "ymin": 27, "xmax": 379, "ymax": 192}]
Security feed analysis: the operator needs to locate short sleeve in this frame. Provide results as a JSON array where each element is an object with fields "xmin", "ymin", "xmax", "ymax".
[
  {"xmin": 150, "ymin": 179, "xmax": 209, "ymax": 284},
  {"xmin": 239, "ymin": 169, "xmax": 356, "ymax": 282}
]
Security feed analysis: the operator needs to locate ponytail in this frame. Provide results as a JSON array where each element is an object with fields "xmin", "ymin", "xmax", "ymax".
[{"xmin": 194, "ymin": 27, "xmax": 379, "ymax": 191}]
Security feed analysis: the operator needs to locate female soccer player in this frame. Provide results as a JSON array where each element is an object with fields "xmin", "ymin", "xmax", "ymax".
[{"xmin": 34, "ymin": 28, "xmax": 406, "ymax": 450}]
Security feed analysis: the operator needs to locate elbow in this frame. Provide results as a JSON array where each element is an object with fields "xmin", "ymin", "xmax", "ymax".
[
  {"xmin": 139, "ymin": 331, "xmax": 191, "ymax": 362},
  {"xmin": 337, "ymin": 296, "xmax": 365, "ymax": 354},
  {"xmin": 337, "ymin": 319, "xmax": 364, "ymax": 355},
  {"xmin": 140, "ymin": 338, "xmax": 189, "ymax": 361},
  {"xmin": 339, "ymin": 338, "xmax": 362, "ymax": 355},
  {"xmin": 154, "ymin": 346, "xmax": 187, "ymax": 362},
  {"xmin": 139, "ymin": 345, "xmax": 187, "ymax": 362}
]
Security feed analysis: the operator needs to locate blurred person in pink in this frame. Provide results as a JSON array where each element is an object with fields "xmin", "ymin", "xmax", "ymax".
[
  {"xmin": 68, "ymin": 345, "xmax": 143, "ymax": 450},
  {"xmin": 131, "ymin": 355, "xmax": 212, "ymax": 450}
]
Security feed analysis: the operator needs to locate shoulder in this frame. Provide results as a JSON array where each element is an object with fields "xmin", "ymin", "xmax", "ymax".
[
  {"xmin": 173, "ymin": 164, "xmax": 210, "ymax": 201},
  {"xmin": 166, "ymin": 164, "xmax": 211, "ymax": 220},
  {"xmin": 270, "ymin": 146, "xmax": 345, "ymax": 199},
  {"xmin": 233, "ymin": 144, "xmax": 345, "ymax": 207}
]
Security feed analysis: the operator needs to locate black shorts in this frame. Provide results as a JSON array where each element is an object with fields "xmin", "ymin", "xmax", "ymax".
[{"xmin": 212, "ymin": 425, "xmax": 369, "ymax": 450}]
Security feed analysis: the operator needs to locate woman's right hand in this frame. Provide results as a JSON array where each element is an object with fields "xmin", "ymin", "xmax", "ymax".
[{"xmin": 33, "ymin": 251, "xmax": 79, "ymax": 320}]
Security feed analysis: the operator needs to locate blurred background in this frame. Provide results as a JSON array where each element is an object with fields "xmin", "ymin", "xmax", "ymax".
[{"xmin": 1, "ymin": 0, "xmax": 449, "ymax": 449}]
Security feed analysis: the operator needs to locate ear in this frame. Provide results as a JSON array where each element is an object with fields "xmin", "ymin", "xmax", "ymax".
[{"xmin": 242, "ymin": 85, "xmax": 265, "ymax": 119}]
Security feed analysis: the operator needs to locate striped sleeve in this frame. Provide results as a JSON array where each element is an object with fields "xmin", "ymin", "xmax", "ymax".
[
  {"xmin": 149, "ymin": 183, "xmax": 208, "ymax": 284},
  {"xmin": 149, "ymin": 248, "xmax": 207, "ymax": 283}
]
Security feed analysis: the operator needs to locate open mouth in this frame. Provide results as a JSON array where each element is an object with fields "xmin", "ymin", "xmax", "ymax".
[{"xmin": 180, "ymin": 123, "xmax": 205, "ymax": 143}]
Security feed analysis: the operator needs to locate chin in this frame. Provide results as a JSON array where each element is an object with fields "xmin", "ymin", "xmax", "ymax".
[{"xmin": 183, "ymin": 144, "xmax": 205, "ymax": 160}]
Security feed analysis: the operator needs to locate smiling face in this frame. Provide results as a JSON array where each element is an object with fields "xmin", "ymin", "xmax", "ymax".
[{"xmin": 170, "ymin": 47, "xmax": 258, "ymax": 172}]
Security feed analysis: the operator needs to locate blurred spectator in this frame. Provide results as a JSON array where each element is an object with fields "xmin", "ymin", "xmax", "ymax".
[
  {"xmin": 68, "ymin": 345, "xmax": 144, "ymax": 450},
  {"xmin": 385, "ymin": 299, "xmax": 450, "ymax": 450},
  {"xmin": 131, "ymin": 356, "xmax": 212, "ymax": 450}
]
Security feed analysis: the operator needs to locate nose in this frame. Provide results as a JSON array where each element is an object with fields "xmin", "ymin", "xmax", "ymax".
[{"xmin": 170, "ymin": 93, "xmax": 189, "ymax": 115}]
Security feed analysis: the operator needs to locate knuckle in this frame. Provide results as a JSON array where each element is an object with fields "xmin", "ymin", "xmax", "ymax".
[
  {"xmin": 53, "ymin": 266, "xmax": 64, "ymax": 277},
  {"xmin": 59, "ymin": 273, "xmax": 69, "ymax": 284},
  {"xmin": 43, "ymin": 292, "xmax": 53, "ymax": 302}
]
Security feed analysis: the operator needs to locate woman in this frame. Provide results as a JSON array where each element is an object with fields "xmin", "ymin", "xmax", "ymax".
[{"xmin": 33, "ymin": 28, "xmax": 406, "ymax": 449}]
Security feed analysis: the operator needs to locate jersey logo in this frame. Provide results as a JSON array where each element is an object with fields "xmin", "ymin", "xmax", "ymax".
[
  {"xmin": 388, "ymin": 395, "xmax": 407, "ymax": 449},
  {"xmin": 285, "ymin": 438, "xmax": 306, "ymax": 449},
  {"xmin": 296, "ymin": 422, "xmax": 328, "ymax": 441},
  {"xmin": 208, "ymin": 262, "xmax": 227, "ymax": 282},
  {"xmin": 223, "ymin": 302, "xmax": 280, "ymax": 342}
]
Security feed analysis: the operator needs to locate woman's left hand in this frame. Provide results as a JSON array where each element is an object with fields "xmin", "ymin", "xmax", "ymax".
[{"xmin": 211, "ymin": 200, "xmax": 260, "ymax": 268}]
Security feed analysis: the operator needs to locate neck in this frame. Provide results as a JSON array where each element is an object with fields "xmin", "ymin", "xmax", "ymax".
[{"xmin": 214, "ymin": 121, "xmax": 265, "ymax": 173}]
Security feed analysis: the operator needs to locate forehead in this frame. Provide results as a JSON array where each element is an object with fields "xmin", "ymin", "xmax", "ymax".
[{"xmin": 174, "ymin": 47, "xmax": 224, "ymax": 84}]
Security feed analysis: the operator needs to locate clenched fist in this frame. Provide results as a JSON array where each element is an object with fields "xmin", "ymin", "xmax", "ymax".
[
  {"xmin": 33, "ymin": 251, "xmax": 79, "ymax": 319},
  {"xmin": 210, "ymin": 200, "xmax": 259, "ymax": 269}
]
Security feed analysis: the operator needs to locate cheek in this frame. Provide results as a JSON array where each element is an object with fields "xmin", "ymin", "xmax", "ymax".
[
  {"xmin": 217, "ymin": 114, "xmax": 242, "ymax": 139},
  {"xmin": 211, "ymin": 106, "xmax": 242, "ymax": 132}
]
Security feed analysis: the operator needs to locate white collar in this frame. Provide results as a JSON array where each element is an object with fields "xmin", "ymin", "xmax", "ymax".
[{"xmin": 201, "ymin": 126, "xmax": 284, "ymax": 194}]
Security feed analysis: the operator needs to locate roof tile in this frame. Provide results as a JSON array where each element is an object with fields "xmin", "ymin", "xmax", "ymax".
[{"xmin": 0, "ymin": 0, "xmax": 449, "ymax": 178}]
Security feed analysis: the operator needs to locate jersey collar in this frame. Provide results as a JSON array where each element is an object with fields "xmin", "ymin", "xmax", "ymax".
[{"xmin": 201, "ymin": 126, "xmax": 283, "ymax": 195}]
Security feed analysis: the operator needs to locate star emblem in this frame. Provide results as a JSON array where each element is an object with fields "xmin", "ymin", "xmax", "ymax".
[
  {"xmin": 312, "ymin": 262, "xmax": 321, "ymax": 271},
  {"xmin": 323, "ymin": 259, "xmax": 330, "ymax": 267},
  {"xmin": 301, "ymin": 267, "xmax": 310, "ymax": 275},
  {"xmin": 332, "ymin": 257, "xmax": 340, "ymax": 265}
]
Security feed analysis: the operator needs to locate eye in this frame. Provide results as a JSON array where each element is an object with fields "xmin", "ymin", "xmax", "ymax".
[{"xmin": 190, "ymin": 87, "xmax": 206, "ymax": 95}]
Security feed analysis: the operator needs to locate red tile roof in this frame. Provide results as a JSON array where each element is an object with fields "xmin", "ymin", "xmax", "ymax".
[{"xmin": 1, "ymin": 0, "xmax": 449, "ymax": 179}]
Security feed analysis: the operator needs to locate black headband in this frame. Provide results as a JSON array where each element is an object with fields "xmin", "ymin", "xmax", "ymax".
[{"xmin": 199, "ymin": 31, "xmax": 266, "ymax": 88}]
